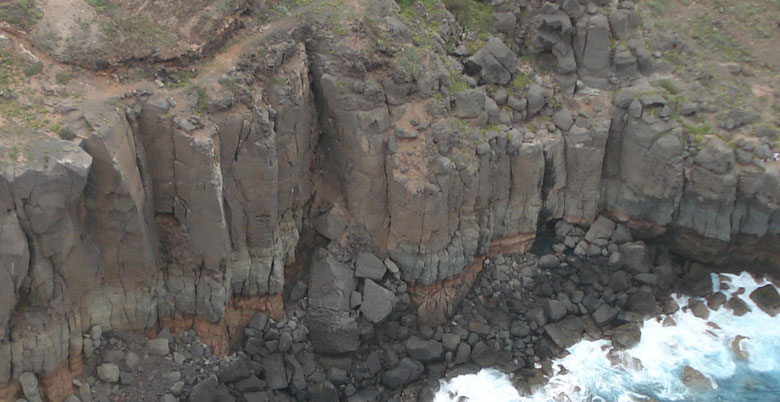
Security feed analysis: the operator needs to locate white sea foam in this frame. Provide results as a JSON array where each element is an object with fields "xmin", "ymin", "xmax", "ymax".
[
  {"xmin": 434, "ymin": 272, "xmax": 780, "ymax": 402},
  {"xmin": 433, "ymin": 369, "xmax": 522, "ymax": 402}
]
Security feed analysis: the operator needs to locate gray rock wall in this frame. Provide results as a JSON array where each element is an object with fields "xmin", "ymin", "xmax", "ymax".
[
  {"xmin": 601, "ymin": 86, "xmax": 780, "ymax": 251},
  {"xmin": 0, "ymin": 0, "xmax": 778, "ymax": 391},
  {"xmin": 0, "ymin": 39, "xmax": 319, "ymax": 386}
]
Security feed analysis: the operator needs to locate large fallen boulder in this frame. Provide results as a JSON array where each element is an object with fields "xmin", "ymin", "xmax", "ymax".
[
  {"xmin": 307, "ymin": 310, "xmax": 360, "ymax": 354},
  {"xmin": 406, "ymin": 337, "xmax": 444, "ymax": 363},
  {"xmin": 544, "ymin": 316, "xmax": 585, "ymax": 349},
  {"xmin": 682, "ymin": 366, "xmax": 713, "ymax": 390},
  {"xmin": 749, "ymin": 285, "xmax": 780, "ymax": 316},
  {"xmin": 381, "ymin": 358, "xmax": 424, "ymax": 389},
  {"xmin": 360, "ymin": 279, "xmax": 394, "ymax": 323},
  {"xmin": 464, "ymin": 37, "xmax": 518, "ymax": 85},
  {"xmin": 611, "ymin": 322, "xmax": 641, "ymax": 349},
  {"xmin": 308, "ymin": 250, "xmax": 356, "ymax": 312}
]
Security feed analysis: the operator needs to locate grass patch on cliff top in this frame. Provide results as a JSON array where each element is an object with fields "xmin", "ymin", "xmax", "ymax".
[
  {"xmin": 682, "ymin": 122, "xmax": 712, "ymax": 148},
  {"xmin": 448, "ymin": 69, "xmax": 470, "ymax": 95},
  {"xmin": 397, "ymin": 0, "xmax": 447, "ymax": 49},
  {"xmin": 443, "ymin": 0, "xmax": 493, "ymax": 33}
]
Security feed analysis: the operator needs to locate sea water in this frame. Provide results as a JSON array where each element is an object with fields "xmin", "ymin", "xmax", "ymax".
[{"xmin": 434, "ymin": 272, "xmax": 780, "ymax": 402}]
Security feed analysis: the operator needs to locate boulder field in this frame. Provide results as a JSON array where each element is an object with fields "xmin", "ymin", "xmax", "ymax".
[{"xmin": 0, "ymin": 0, "xmax": 778, "ymax": 400}]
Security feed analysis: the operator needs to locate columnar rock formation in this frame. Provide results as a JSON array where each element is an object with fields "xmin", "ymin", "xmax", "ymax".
[{"xmin": 0, "ymin": 0, "xmax": 778, "ymax": 399}]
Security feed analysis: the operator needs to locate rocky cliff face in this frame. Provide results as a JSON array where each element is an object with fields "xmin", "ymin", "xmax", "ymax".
[{"xmin": 0, "ymin": 0, "xmax": 778, "ymax": 399}]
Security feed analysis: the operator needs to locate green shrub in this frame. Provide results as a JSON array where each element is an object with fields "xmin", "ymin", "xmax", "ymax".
[
  {"xmin": 23, "ymin": 61, "xmax": 43, "ymax": 77},
  {"xmin": 512, "ymin": 73, "xmax": 529, "ymax": 92},
  {"xmin": 653, "ymin": 79, "xmax": 682, "ymax": 95},
  {"xmin": 449, "ymin": 70, "xmax": 469, "ymax": 94},
  {"xmin": 0, "ymin": 0, "xmax": 43, "ymax": 30},
  {"xmin": 55, "ymin": 71, "xmax": 73, "ymax": 85}
]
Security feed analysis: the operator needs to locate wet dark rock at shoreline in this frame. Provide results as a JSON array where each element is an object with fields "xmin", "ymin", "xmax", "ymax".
[{"xmin": 45, "ymin": 221, "xmax": 726, "ymax": 402}]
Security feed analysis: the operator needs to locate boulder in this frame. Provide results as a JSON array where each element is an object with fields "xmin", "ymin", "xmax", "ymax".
[
  {"xmin": 755, "ymin": 126, "xmax": 778, "ymax": 139},
  {"xmin": 188, "ymin": 375, "xmax": 218, "ymax": 402},
  {"xmin": 308, "ymin": 382, "xmax": 339, "ymax": 402},
  {"xmin": 576, "ymin": 14, "xmax": 611, "ymax": 80},
  {"xmin": 682, "ymin": 366, "xmax": 713, "ymax": 390},
  {"xmin": 695, "ymin": 137, "xmax": 734, "ymax": 175},
  {"xmin": 350, "ymin": 291, "xmax": 362, "ymax": 309},
  {"xmin": 471, "ymin": 342, "xmax": 501, "ymax": 367},
  {"xmin": 610, "ymin": 224, "xmax": 633, "ymax": 244},
  {"xmin": 551, "ymin": 109, "xmax": 574, "ymax": 131},
  {"xmin": 592, "ymin": 304, "xmax": 619, "ymax": 327},
  {"xmin": 147, "ymin": 338, "xmax": 170, "ymax": 356},
  {"xmin": 234, "ymin": 376, "xmax": 265, "ymax": 393},
  {"xmin": 355, "ymin": 253, "xmax": 386, "ymax": 281},
  {"xmin": 510, "ymin": 321, "xmax": 531, "ymax": 338},
  {"xmin": 690, "ymin": 300, "xmax": 709, "ymax": 319},
  {"xmin": 584, "ymin": 216, "xmax": 616, "ymax": 242},
  {"xmin": 706, "ymin": 292, "xmax": 727, "ymax": 310},
  {"xmin": 663, "ymin": 298, "xmax": 680, "ymax": 315},
  {"xmin": 609, "ymin": 9, "xmax": 633, "ymax": 40},
  {"xmin": 217, "ymin": 361, "xmax": 252, "ymax": 384},
  {"xmin": 453, "ymin": 89, "xmax": 486, "ymax": 119},
  {"xmin": 609, "ymin": 270, "xmax": 631, "ymax": 292},
  {"xmin": 749, "ymin": 285, "xmax": 780, "ymax": 316},
  {"xmin": 163, "ymin": 371, "xmax": 181, "ymax": 382},
  {"xmin": 406, "ymin": 337, "xmax": 444, "ymax": 363},
  {"xmin": 381, "ymin": 358, "xmax": 424, "ymax": 389},
  {"xmin": 726, "ymin": 296, "xmax": 751, "ymax": 316},
  {"xmin": 507, "ymin": 95, "xmax": 527, "ymax": 112},
  {"xmin": 307, "ymin": 309, "xmax": 360, "ymax": 354},
  {"xmin": 545, "ymin": 299, "xmax": 568, "ymax": 322},
  {"xmin": 544, "ymin": 317, "xmax": 585, "ymax": 349},
  {"xmin": 464, "ymin": 38, "xmax": 518, "ymax": 85},
  {"xmin": 455, "ymin": 343, "xmax": 471, "ymax": 364},
  {"xmin": 314, "ymin": 205, "xmax": 348, "ymax": 240},
  {"xmin": 327, "ymin": 367, "xmax": 348, "ymax": 386},
  {"xmin": 539, "ymin": 255, "xmax": 559, "ymax": 269},
  {"xmin": 627, "ymin": 290, "xmax": 656, "ymax": 315},
  {"xmin": 248, "ymin": 312, "xmax": 268, "ymax": 332},
  {"xmin": 121, "ymin": 371, "xmax": 136, "ymax": 385},
  {"xmin": 494, "ymin": 12, "xmax": 516, "ymax": 34},
  {"xmin": 244, "ymin": 391, "xmax": 270, "ymax": 402},
  {"xmin": 618, "ymin": 242, "xmax": 652, "ymax": 273},
  {"xmin": 360, "ymin": 279, "xmax": 394, "ymax": 323},
  {"xmin": 308, "ymin": 250, "xmax": 356, "ymax": 312},
  {"xmin": 263, "ymin": 353, "xmax": 289, "ymax": 390},
  {"xmin": 309, "ymin": 381, "xmax": 339, "ymax": 402},
  {"xmin": 653, "ymin": 264, "xmax": 676, "ymax": 289},
  {"xmin": 731, "ymin": 335, "xmax": 749, "ymax": 360},
  {"xmin": 562, "ymin": 0, "xmax": 584, "ymax": 18},
  {"xmin": 97, "ymin": 363, "xmax": 120, "ymax": 383},
  {"xmin": 612, "ymin": 322, "xmax": 641, "ymax": 349},
  {"xmin": 157, "ymin": 394, "xmax": 177, "ymax": 402},
  {"xmin": 635, "ymin": 273, "xmax": 658, "ymax": 286},
  {"xmin": 526, "ymin": 85, "xmax": 545, "ymax": 117},
  {"xmin": 680, "ymin": 264, "xmax": 713, "ymax": 297},
  {"xmin": 720, "ymin": 108, "xmax": 759, "ymax": 130},
  {"xmin": 19, "ymin": 372, "xmax": 42, "ymax": 402},
  {"xmin": 441, "ymin": 333, "xmax": 460, "ymax": 351}
]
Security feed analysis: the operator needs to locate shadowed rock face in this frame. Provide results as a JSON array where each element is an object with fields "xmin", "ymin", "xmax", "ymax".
[{"xmin": 0, "ymin": 0, "xmax": 778, "ymax": 394}]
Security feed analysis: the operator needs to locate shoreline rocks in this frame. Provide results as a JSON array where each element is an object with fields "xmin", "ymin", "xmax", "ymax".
[{"xmin": 27, "ymin": 231, "xmax": 776, "ymax": 402}]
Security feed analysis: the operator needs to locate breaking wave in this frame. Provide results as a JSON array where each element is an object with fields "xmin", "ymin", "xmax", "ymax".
[{"xmin": 435, "ymin": 272, "xmax": 780, "ymax": 402}]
